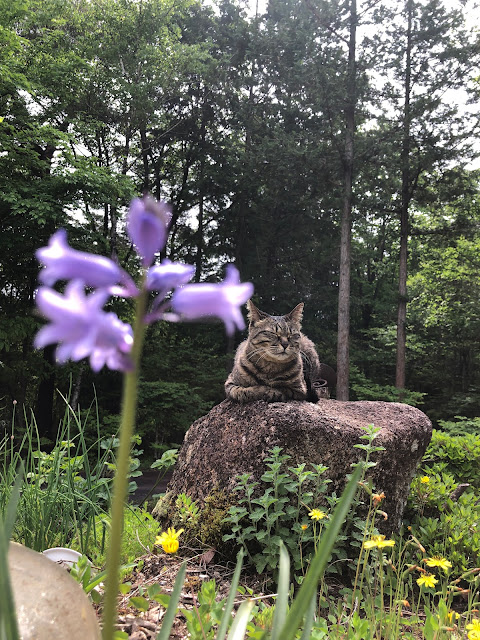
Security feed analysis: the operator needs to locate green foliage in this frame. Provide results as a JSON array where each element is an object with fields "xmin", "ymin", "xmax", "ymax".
[
  {"xmin": 69, "ymin": 554, "xmax": 106, "ymax": 604},
  {"xmin": 223, "ymin": 447, "xmax": 332, "ymax": 577},
  {"xmin": 0, "ymin": 414, "xmax": 111, "ymax": 553},
  {"xmin": 182, "ymin": 579, "xmax": 228, "ymax": 640},
  {"xmin": 437, "ymin": 416, "xmax": 480, "ymax": 437},
  {"xmin": 350, "ymin": 366, "xmax": 425, "ymax": 406},
  {"xmin": 132, "ymin": 468, "xmax": 362, "ymax": 640},
  {"xmin": 0, "ymin": 397, "xmax": 148, "ymax": 555},
  {"xmin": 422, "ymin": 430, "xmax": 480, "ymax": 488},
  {"xmin": 84, "ymin": 506, "xmax": 160, "ymax": 568},
  {"xmin": 403, "ymin": 430, "xmax": 480, "ymax": 574},
  {"xmin": 175, "ymin": 493, "xmax": 200, "ymax": 527},
  {"xmin": 223, "ymin": 427, "xmax": 385, "ymax": 581},
  {"xmin": 405, "ymin": 466, "xmax": 480, "ymax": 575},
  {"xmin": 411, "ymin": 494, "xmax": 480, "ymax": 575}
]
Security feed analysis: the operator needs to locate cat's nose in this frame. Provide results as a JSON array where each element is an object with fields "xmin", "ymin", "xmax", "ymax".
[{"xmin": 280, "ymin": 338, "xmax": 289, "ymax": 349}]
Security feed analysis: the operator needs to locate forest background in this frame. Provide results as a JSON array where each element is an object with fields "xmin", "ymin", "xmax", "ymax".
[{"xmin": 1, "ymin": 0, "xmax": 480, "ymax": 457}]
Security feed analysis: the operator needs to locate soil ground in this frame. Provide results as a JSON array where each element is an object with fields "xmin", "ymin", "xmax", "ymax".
[
  {"xmin": 99, "ymin": 469, "xmax": 263, "ymax": 638},
  {"xmin": 96, "ymin": 549, "xmax": 269, "ymax": 639}
]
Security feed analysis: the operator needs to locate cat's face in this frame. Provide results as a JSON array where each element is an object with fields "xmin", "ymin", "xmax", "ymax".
[{"xmin": 246, "ymin": 301, "xmax": 304, "ymax": 362}]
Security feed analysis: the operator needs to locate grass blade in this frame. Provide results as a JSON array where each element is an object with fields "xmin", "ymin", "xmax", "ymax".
[
  {"xmin": 278, "ymin": 463, "xmax": 362, "ymax": 640},
  {"xmin": 270, "ymin": 542, "xmax": 290, "ymax": 640},
  {"xmin": 226, "ymin": 599, "xmax": 255, "ymax": 640},
  {"xmin": 156, "ymin": 560, "xmax": 187, "ymax": 640},
  {"xmin": 299, "ymin": 592, "xmax": 316, "ymax": 640},
  {"xmin": 216, "ymin": 548, "xmax": 245, "ymax": 640},
  {"xmin": 4, "ymin": 463, "xmax": 24, "ymax": 541}
]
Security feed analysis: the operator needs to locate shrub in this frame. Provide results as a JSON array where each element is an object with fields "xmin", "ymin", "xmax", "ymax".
[
  {"xmin": 437, "ymin": 415, "xmax": 480, "ymax": 437},
  {"xmin": 223, "ymin": 426, "xmax": 386, "ymax": 581},
  {"xmin": 422, "ymin": 430, "xmax": 480, "ymax": 488},
  {"xmin": 406, "ymin": 465, "xmax": 480, "ymax": 574}
]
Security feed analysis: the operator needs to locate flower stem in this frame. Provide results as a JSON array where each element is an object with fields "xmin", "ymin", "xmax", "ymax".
[{"xmin": 102, "ymin": 285, "xmax": 148, "ymax": 640}]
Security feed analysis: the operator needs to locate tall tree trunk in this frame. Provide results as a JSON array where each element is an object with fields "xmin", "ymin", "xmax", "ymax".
[
  {"xmin": 396, "ymin": 0, "xmax": 413, "ymax": 390},
  {"xmin": 336, "ymin": 0, "xmax": 357, "ymax": 401},
  {"xmin": 35, "ymin": 344, "xmax": 56, "ymax": 441},
  {"xmin": 195, "ymin": 99, "xmax": 207, "ymax": 283},
  {"xmin": 70, "ymin": 362, "xmax": 86, "ymax": 413}
]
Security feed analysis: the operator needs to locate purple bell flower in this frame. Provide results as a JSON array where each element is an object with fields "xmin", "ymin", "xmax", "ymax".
[
  {"xmin": 145, "ymin": 260, "xmax": 196, "ymax": 322},
  {"xmin": 146, "ymin": 260, "xmax": 195, "ymax": 293},
  {"xmin": 34, "ymin": 281, "xmax": 134, "ymax": 372},
  {"xmin": 127, "ymin": 196, "xmax": 172, "ymax": 267},
  {"xmin": 171, "ymin": 265, "xmax": 253, "ymax": 335},
  {"xmin": 36, "ymin": 230, "xmax": 138, "ymax": 297}
]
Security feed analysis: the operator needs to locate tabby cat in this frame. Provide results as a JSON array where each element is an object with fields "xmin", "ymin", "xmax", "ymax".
[{"xmin": 225, "ymin": 300, "xmax": 335, "ymax": 403}]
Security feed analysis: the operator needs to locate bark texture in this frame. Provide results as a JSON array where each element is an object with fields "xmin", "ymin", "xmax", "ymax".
[{"xmin": 166, "ymin": 399, "xmax": 432, "ymax": 533}]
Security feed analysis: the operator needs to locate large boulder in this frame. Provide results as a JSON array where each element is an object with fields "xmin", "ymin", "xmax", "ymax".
[{"xmin": 165, "ymin": 399, "xmax": 432, "ymax": 533}]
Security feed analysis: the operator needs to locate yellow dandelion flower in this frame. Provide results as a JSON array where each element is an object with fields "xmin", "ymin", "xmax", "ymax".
[
  {"xmin": 155, "ymin": 527, "xmax": 184, "ymax": 554},
  {"xmin": 416, "ymin": 572, "xmax": 438, "ymax": 588},
  {"xmin": 301, "ymin": 524, "xmax": 308, "ymax": 530},
  {"xmin": 425, "ymin": 555, "xmax": 452, "ymax": 572},
  {"xmin": 447, "ymin": 610, "xmax": 460, "ymax": 623},
  {"xmin": 420, "ymin": 476, "xmax": 430, "ymax": 484},
  {"xmin": 467, "ymin": 619, "xmax": 480, "ymax": 640},
  {"xmin": 309, "ymin": 508, "xmax": 327, "ymax": 521},
  {"xmin": 363, "ymin": 534, "xmax": 395, "ymax": 550}
]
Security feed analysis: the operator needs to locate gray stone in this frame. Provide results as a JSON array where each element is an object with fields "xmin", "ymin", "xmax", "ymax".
[
  {"xmin": 8, "ymin": 542, "xmax": 101, "ymax": 639},
  {"xmin": 166, "ymin": 399, "xmax": 432, "ymax": 532}
]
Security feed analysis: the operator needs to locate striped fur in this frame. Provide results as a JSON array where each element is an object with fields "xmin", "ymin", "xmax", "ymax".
[{"xmin": 225, "ymin": 300, "xmax": 323, "ymax": 403}]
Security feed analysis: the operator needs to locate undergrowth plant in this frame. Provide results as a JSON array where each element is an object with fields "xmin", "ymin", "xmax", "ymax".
[
  {"xmin": 223, "ymin": 424, "xmax": 386, "ymax": 582},
  {"xmin": 223, "ymin": 447, "xmax": 331, "ymax": 577},
  {"xmin": 422, "ymin": 429, "xmax": 480, "ymax": 488},
  {"xmin": 406, "ymin": 471, "xmax": 480, "ymax": 575},
  {"xmin": 0, "ymin": 399, "xmax": 128, "ymax": 554}
]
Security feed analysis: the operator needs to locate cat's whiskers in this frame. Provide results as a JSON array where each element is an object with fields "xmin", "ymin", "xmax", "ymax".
[
  {"xmin": 246, "ymin": 347, "xmax": 267, "ymax": 366},
  {"xmin": 300, "ymin": 350, "xmax": 312, "ymax": 367}
]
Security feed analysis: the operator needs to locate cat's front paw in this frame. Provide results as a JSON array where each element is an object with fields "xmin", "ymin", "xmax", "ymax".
[{"xmin": 267, "ymin": 388, "xmax": 288, "ymax": 402}]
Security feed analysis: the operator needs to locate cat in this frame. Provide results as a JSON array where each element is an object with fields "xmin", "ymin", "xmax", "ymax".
[{"xmin": 225, "ymin": 300, "xmax": 336, "ymax": 403}]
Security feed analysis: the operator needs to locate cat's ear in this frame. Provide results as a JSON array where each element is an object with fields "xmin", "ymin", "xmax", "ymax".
[
  {"xmin": 246, "ymin": 300, "xmax": 268, "ymax": 325},
  {"xmin": 286, "ymin": 303, "xmax": 304, "ymax": 325}
]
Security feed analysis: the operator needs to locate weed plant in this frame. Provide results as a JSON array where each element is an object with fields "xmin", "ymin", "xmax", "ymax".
[
  {"xmin": 0, "ymin": 397, "xmax": 140, "ymax": 554},
  {"xmin": 223, "ymin": 424, "xmax": 385, "ymax": 581},
  {"xmin": 129, "ymin": 447, "xmax": 480, "ymax": 639},
  {"xmin": 423, "ymin": 429, "xmax": 480, "ymax": 488}
]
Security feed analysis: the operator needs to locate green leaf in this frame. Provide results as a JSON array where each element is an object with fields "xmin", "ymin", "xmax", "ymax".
[
  {"xmin": 226, "ymin": 599, "xmax": 255, "ymax": 640},
  {"xmin": 156, "ymin": 560, "xmax": 186, "ymax": 640},
  {"xmin": 216, "ymin": 549, "xmax": 244, "ymax": 640},
  {"xmin": 129, "ymin": 596, "xmax": 149, "ymax": 612},
  {"xmin": 270, "ymin": 543, "xmax": 289, "ymax": 640},
  {"xmin": 153, "ymin": 594, "xmax": 171, "ymax": 608},
  {"xmin": 278, "ymin": 464, "xmax": 362, "ymax": 640}
]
